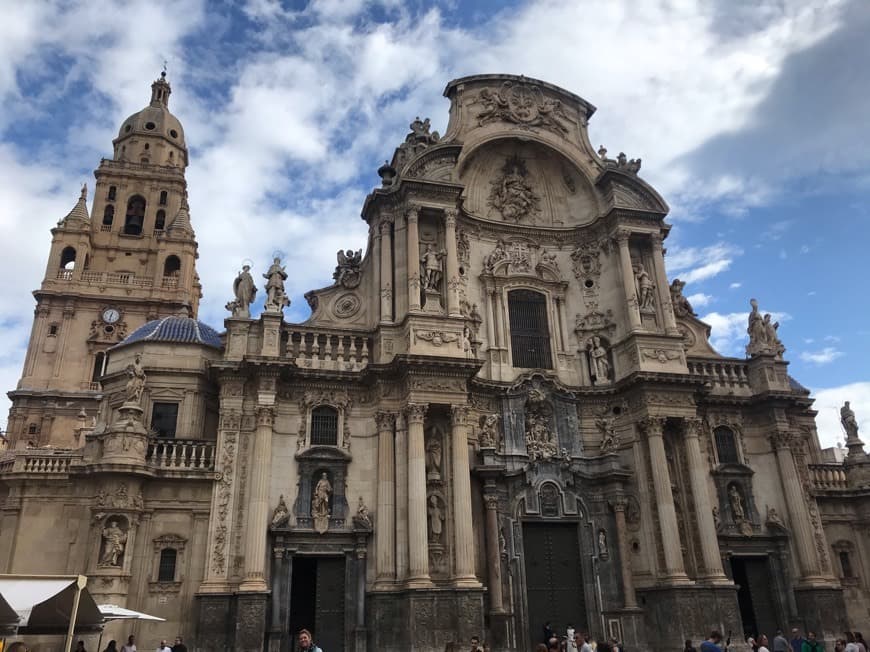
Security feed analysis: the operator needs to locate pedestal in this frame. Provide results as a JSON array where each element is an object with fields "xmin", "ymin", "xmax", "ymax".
[
  {"xmin": 195, "ymin": 593, "xmax": 234, "ymax": 651},
  {"xmin": 422, "ymin": 288, "xmax": 443, "ymax": 313},
  {"xmin": 235, "ymin": 592, "xmax": 269, "ymax": 652},
  {"xmin": 793, "ymin": 586, "xmax": 847, "ymax": 643},
  {"xmin": 638, "ymin": 585, "xmax": 740, "ymax": 652}
]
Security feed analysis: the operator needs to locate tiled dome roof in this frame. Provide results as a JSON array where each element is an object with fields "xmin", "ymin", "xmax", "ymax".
[{"xmin": 119, "ymin": 316, "xmax": 222, "ymax": 349}]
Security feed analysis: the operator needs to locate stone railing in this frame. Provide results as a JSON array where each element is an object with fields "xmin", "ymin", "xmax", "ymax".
[
  {"xmin": 0, "ymin": 449, "xmax": 82, "ymax": 475},
  {"xmin": 57, "ymin": 271, "xmax": 156, "ymax": 288},
  {"xmin": 146, "ymin": 438, "xmax": 216, "ymax": 472},
  {"xmin": 808, "ymin": 463, "xmax": 848, "ymax": 491},
  {"xmin": 686, "ymin": 357, "xmax": 751, "ymax": 390},
  {"xmin": 283, "ymin": 326, "xmax": 371, "ymax": 372}
]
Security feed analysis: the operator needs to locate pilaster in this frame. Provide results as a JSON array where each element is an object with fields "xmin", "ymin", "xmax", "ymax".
[
  {"xmin": 450, "ymin": 404, "xmax": 479, "ymax": 587},
  {"xmin": 405, "ymin": 402, "xmax": 432, "ymax": 587}
]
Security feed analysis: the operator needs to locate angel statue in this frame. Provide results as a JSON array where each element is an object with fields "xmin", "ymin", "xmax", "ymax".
[{"xmin": 226, "ymin": 264, "xmax": 257, "ymax": 318}]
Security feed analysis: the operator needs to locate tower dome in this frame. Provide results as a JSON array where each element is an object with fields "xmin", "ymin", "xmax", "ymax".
[
  {"xmin": 117, "ymin": 315, "xmax": 222, "ymax": 349},
  {"xmin": 113, "ymin": 72, "xmax": 188, "ymax": 167}
]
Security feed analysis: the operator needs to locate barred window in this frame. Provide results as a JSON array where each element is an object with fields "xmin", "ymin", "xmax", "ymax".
[
  {"xmin": 158, "ymin": 548, "xmax": 177, "ymax": 582},
  {"xmin": 508, "ymin": 289, "xmax": 552, "ymax": 369},
  {"xmin": 311, "ymin": 406, "xmax": 339, "ymax": 446},
  {"xmin": 714, "ymin": 426, "xmax": 740, "ymax": 465}
]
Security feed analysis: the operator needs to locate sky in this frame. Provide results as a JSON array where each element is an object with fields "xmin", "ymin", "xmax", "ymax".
[{"xmin": 0, "ymin": 0, "xmax": 868, "ymax": 448}]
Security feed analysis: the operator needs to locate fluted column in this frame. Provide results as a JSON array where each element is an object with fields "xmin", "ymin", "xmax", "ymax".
[
  {"xmin": 406, "ymin": 208, "xmax": 421, "ymax": 312},
  {"xmin": 239, "ymin": 405, "xmax": 274, "ymax": 592},
  {"xmin": 771, "ymin": 431, "xmax": 823, "ymax": 581},
  {"xmin": 650, "ymin": 233, "xmax": 678, "ymax": 333},
  {"xmin": 444, "ymin": 208, "xmax": 461, "ymax": 316},
  {"xmin": 375, "ymin": 411, "xmax": 396, "ymax": 586},
  {"xmin": 406, "ymin": 403, "xmax": 431, "ymax": 586},
  {"xmin": 610, "ymin": 497, "xmax": 637, "ymax": 609},
  {"xmin": 640, "ymin": 417, "xmax": 689, "ymax": 582},
  {"xmin": 615, "ymin": 229, "xmax": 642, "ymax": 331},
  {"xmin": 451, "ymin": 405, "xmax": 479, "ymax": 586},
  {"xmin": 379, "ymin": 219, "xmax": 394, "ymax": 323},
  {"xmin": 683, "ymin": 418, "xmax": 728, "ymax": 581},
  {"xmin": 484, "ymin": 494, "xmax": 504, "ymax": 613}
]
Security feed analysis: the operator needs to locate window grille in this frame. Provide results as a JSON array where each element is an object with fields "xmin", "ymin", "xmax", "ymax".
[
  {"xmin": 508, "ymin": 289, "xmax": 552, "ymax": 369},
  {"xmin": 714, "ymin": 426, "xmax": 740, "ymax": 465},
  {"xmin": 311, "ymin": 406, "xmax": 339, "ymax": 446},
  {"xmin": 158, "ymin": 548, "xmax": 177, "ymax": 582}
]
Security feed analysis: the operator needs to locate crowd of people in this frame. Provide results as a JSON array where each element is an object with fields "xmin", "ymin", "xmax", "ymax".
[
  {"xmin": 530, "ymin": 622, "xmax": 624, "ymax": 652},
  {"xmin": 686, "ymin": 628, "xmax": 867, "ymax": 652},
  {"xmin": 67, "ymin": 634, "xmax": 189, "ymax": 652}
]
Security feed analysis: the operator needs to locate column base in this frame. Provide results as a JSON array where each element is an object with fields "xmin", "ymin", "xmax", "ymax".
[
  {"xmin": 373, "ymin": 578, "xmax": 400, "ymax": 591},
  {"xmin": 696, "ymin": 574, "xmax": 733, "ymax": 586},
  {"xmin": 239, "ymin": 577, "xmax": 269, "ymax": 592},
  {"xmin": 196, "ymin": 579, "xmax": 233, "ymax": 594},
  {"xmin": 657, "ymin": 573, "xmax": 694, "ymax": 586},
  {"xmin": 451, "ymin": 575, "xmax": 482, "ymax": 589},
  {"xmin": 195, "ymin": 593, "xmax": 234, "ymax": 651},
  {"xmin": 405, "ymin": 576, "xmax": 435, "ymax": 589}
]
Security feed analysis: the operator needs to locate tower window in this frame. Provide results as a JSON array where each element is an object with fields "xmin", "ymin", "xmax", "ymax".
[
  {"xmin": 48, "ymin": 324, "xmax": 59, "ymax": 336},
  {"xmin": 310, "ymin": 406, "xmax": 339, "ymax": 446},
  {"xmin": 714, "ymin": 426, "xmax": 740, "ymax": 465},
  {"xmin": 107, "ymin": 186, "xmax": 116, "ymax": 201},
  {"xmin": 155, "ymin": 210, "xmax": 166, "ymax": 231},
  {"xmin": 124, "ymin": 195, "xmax": 146, "ymax": 235},
  {"xmin": 103, "ymin": 205, "xmax": 115, "ymax": 226},
  {"xmin": 159, "ymin": 191, "xmax": 168, "ymax": 206},
  {"xmin": 508, "ymin": 289, "xmax": 552, "ymax": 369},
  {"xmin": 158, "ymin": 548, "xmax": 177, "ymax": 582},
  {"xmin": 28, "ymin": 423, "xmax": 39, "ymax": 435},
  {"xmin": 91, "ymin": 352, "xmax": 106, "ymax": 383},
  {"xmin": 60, "ymin": 246, "xmax": 76, "ymax": 270},
  {"xmin": 151, "ymin": 402, "xmax": 179, "ymax": 438},
  {"xmin": 163, "ymin": 255, "xmax": 181, "ymax": 277},
  {"xmin": 145, "ymin": 122, "xmax": 156, "ymax": 131}
]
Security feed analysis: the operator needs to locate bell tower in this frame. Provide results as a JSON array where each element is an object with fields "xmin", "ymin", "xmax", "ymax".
[{"xmin": 6, "ymin": 73, "xmax": 202, "ymax": 448}]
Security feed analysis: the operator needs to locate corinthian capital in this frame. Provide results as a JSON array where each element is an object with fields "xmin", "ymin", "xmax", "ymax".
[
  {"xmin": 613, "ymin": 228, "xmax": 632, "ymax": 245},
  {"xmin": 451, "ymin": 404, "xmax": 469, "ymax": 426},
  {"xmin": 256, "ymin": 406, "xmax": 275, "ymax": 427},
  {"xmin": 638, "ymin": 416, "xmax": 666, "ymax": 438},
  {"xmin": 769, "ymin": 430, "xmax": 794, "ymax": 450},
  {"xmin": 682, "ymin": 417, "xmax": 704, "ymax": 439},
  {"xmin": 375, "ymin": 411, "xmax": 396, "ymax": 431},
  {"xmin": 405, "ymin": 402, "xmax": 427, "ymax": 424},
  {"xmin": 444, "ymin": 208, "xmax": 458, "ymax": 227},
  {"xmin": 406, "ymin": 206, "xmax": 419, "ymax": 223}
]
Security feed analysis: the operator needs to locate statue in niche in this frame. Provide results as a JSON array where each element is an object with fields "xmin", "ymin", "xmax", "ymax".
[
  {"xmin": 479, "ymin": 414, "xmax": 499, "ymax": 449},
  {"xmin": 263, "ymin": 256, "xmax": 290, "ymax": 312},
  {"xmin": 841, "ymin": 401, "xmax": 860, "ymax": 440},
  {"xmin": 669, "ymin": 278, "xmax": 695, "ymax": 317},
  {"xmin": 766, "ymin": 506, "xmax": 785, "ymax": 530},
  {"xmin": 99, "ymin": 519, "xmax": 127, "ymax": 567},
  {"xmin": 124, "ymin": 353, "xmax": 146, "ymax": 406},
  {"xmin": 712, "ymin": 506, "xmax": 721, "ymax": 531},
  {"xmin": 488, "ymin": 156, "xmax": 540, "ymax": 222},
  {"xmin": 746, "ymin": 298, "xmax": 785, "ymax": 357},
  {"xmin": 226, "ymin": 264, "xmax": 257, "ymax": 318},
  {"xmin": 420, "ymin": 243, "xmax": 446, "ymax": 291},
  {"xmin": 311, "ymin": 472, "xmax": 332, "ymax": 534},
  {"xmin": 596, "ymin": 412, "xmax": 618, "ymax": 453},
  {"xmin": 587, "ymin": 336, "xmax": 611, "ymax": 385},
  {"xmin": 729, "ymin": 484, "xmax": 746, "ymax": 522},
  {"xmin": 354, "ymin": 496, "xmax": 372, "ymax": 530},
  {"xmin": 634, "ymin": 263, "xmax": 656, "ymax": 312},
  {"xmin": 425, "ymin": 434, "xmax": 442, "ymax": 481},
  {"xmin": 484, "ymin": 239, "xmax": 509, "ymax": 271},
  {"xmin": 271, "ymin": 495, "xmax": 289, "ymax": 526},
  {"xmin": 598, "ymin": 529, "xmax": 609, "ymax": 559},
  {"xmin": 427, "ymin": 495, "xmax": 444, "ymax": 542},
  {"xmin": 334, "ymin": 248, "xmax": 362, "ymax": 289}
]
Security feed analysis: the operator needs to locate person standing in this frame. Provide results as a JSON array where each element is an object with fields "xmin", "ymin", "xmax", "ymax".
[
  {"xmin": 298, "ymin": 629, "xmax": 323, "ymax": 652},
  {"xmin": 469, "ymin": 636, "xmax": 484, "ymax": 652},
  {"xmin": 155, "ymin": 640, "xmax": 172, "ymax": 652},
  {"xmin": 171, "ymin": 638, "xmax": 187, "ymax": 652},
  {"xmin": 103, "ymin": 641, "xmax": 118, "ymax": 652},
  {"xmin": 701, "ymin": 631, "xmax": 724, "ymax": 652},
  {"xmin": 856, "ymin": 633, "xmax": 868, "ymax": 652},
  {"xmin": 120, "ymin": 635, "xmax": 137, "ymax": 652},
  {"xmin": 802, "ymin": 632, "xmax": 824, "ymax": 652},
  {"xmin": 759, "ymin": 634, "xmax": 771, "ymax": 652},
  {"xmin": 543, "ymin": 622, "xmax": 555, "ymax": 645},
  {"xmin": 791, "ymin": 629, "xmax": 805, "ymax": 652},
  {"xmin": 774, "ymin": 630, "xmax": 790, "ymax": 652},
  {"xmin": 845, "ymin": 633, "xmax": 860, "ymax": 652}
]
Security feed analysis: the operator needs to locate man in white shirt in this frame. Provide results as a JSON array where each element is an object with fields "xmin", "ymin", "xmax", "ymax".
[
  {"xmin": 156, "ymin": 640, "xmax": 172, "ymax": 652},
  {"xmin": 121, "ymin": 635, "xmax": 137, "ymax": 652}
]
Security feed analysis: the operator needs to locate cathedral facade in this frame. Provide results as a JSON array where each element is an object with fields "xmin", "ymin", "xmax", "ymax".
[{"xmin": 2, "ymin": 73, "xmax": 870, "ymax": 652}]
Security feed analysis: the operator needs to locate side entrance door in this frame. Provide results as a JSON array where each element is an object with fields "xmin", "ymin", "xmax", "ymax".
[{"xmin": 288, "ymin": 555, "xmax": 346, "ymax": 651}]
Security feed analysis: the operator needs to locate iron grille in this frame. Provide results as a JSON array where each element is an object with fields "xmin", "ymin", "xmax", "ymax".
[
  {"xmin": 508, "ymin": 289, "xmax": 552, "ymax": 369},
  {"xmin": 714, "ymin": 426, "xmax": 740, "ymax": 464},
  {"xmin": 158, "ymin": 548, "xmax": 177, "ymax": 582},
  {"xmin": 311, "ymin": 406, "xmax": 339, "ymax": 446}
]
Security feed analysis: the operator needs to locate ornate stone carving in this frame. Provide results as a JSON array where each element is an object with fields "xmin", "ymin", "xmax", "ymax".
[
  {"xmin": 99, "ymin": 517, "xmax": 128, "ymax": 567},
  {"xmin": 728, "ymin": 483, "xmax": 753, "ymax": 536},
  {"xmin": 670, "ymin": 279, "xmax": 695, "ymax": 317},
  {"xmin": 524, "ymin": 389, "xmax": 558, "ymax": 461},
  {"xmin": 262, "ymin": 256, "xmax": 290, "ymax": 312},
  {"xmin": 488, "ymin": 156, "xmax": 540, "ymax": 222},
  {"xmin": 746, "ymin": 298, "xmax": 785, "ymax": 358},
  {"xmin": 456, "ymin": 228, "xmax": 470, "ymax": 266},
  {"xmin": 420, "ymin": 243, "xmax": 446, "ymax": 292},
  {"xmin": 598, "ymin": 529, "xmax": 609, "ymax": 560},
  {"xmin": 475, "ymin": 81, "xmax": 568, "ymax": 134},
  {"xmin": 394, "ymin": 116, "xmax": 441, "ymax": 170},
  {"xmin": 405, "ymin": 403, "xmax": 427, "ymax": 424},
  {"xmin": 539, "ymin": 483, "xmax": 560, "ymax": 516},
  {"xmin": 123, "ymin": 353, "xmax": 146, "ymax": 407},
  {"xmin": 353, "ymin": 496, "xmax": 372, "ymax": 530},
  {"xmin": 271, "ymin": 495, "xmax": 289, "ymax": 526},
  {"xmin": 332, "ymin": 292, "xmax": 361, "ymax": 318},
  {"xmin": 311, "ymin": 471, "xmax": 333, "ymax": 534},
  {"xmin": 414, "ymin": 329, "xmax": 459, "ymax": 347},
  {"xmin": 226, "ymin": 265, "xmax": 257, "ymax": 318},
  {"xmin": 633, "ymin": 262, "xmax": 656, "ymax": 313},
  {"xmin": 427, "ymin": 494, "xmax": 445, "ymax": 542},
  {"xmin": 375, "ymin": 411, "xmax": 396, "ymax": 431},
  {"xmin": 765, "ymin": 506, "xmax": 786, "ymax": 531},
  {"xmin": 598, "ymin": 146, "xmax": 642, "ymax": 174},
  {"xmin": 212, "ymin": 430, "xmax": 236, "ymax": 574},
  {"xmin": 425, "ymin": 431, "xmax": 443, "ymax": 481},
  {"xmin": 574, "ymin": 304, "xmax": 616, "ymax": 340},
  {"xmin": 333, "ymin": 248, "xmax": 362, "ymax": 289},
  {"xmin": 570, "ymin": 241, "xmax": 604, "ymax": 281},
  {"xmin": 642, "ymin": 348, "xmax": 681, "ymax": 364},
  {"xmin": 300, "ymin": 389, "xmax": 350, "ymax": 411},
  {"xmin": 596, "ymin": 410, "xmax": 619, "ymax": 453},
  {"xmin": 479, "ymin": 413, "xmax": 500, "ymax": 449},
  {"xmin": 586, "ymin": 336, "xmax": 612, "ymax": 385}
]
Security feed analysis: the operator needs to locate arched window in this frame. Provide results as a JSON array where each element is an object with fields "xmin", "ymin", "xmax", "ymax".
[
  {"xmin": 155, "ymin": 209, "xmax": 166, "ymax": 231},
  {"xmin": 124, "ymin": 195, "xmax": 146, "ymax": 235},
  {"xmin": 311, "ymin": 406, "xmax": 339, "ymax": 446},
  {"xmin": 508, "ymin": 289, "xmax": 552, "ymax": 369},
  {"xmin": 163, "ymin": 255, "xmax": 181, "ymax": 277},
  {"xmin": 107, "ymin": 186, "xmax": 116, "ymax": 201},
  {"xmin": 158, "ymin": 548, "xmax": 177, "ymax": 582},
  {"xmin": 103, "ymin": 205, "xmax": 115, "ymax": 226},
  {"xmin": 159, "ymin": 190, "xmax": 168, "ymax": 206},
  {"xmin": 91, "ymin": 352, "xmax": 106, "ymax": 383},
  {"xmin": 60, "ymin": 246, "xmax": 76, "ymax": 270},
  {"xmin": 714, "ymin": 426, "xmax": 740, "ymax": 465}
]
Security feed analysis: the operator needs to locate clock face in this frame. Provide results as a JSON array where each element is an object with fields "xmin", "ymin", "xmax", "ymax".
[{"xmin": 102, "ymin": 308, "xmax": 121, "ymax": 324}]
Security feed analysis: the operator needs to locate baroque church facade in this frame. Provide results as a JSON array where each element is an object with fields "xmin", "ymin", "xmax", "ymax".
[{"xmin": 2, "ymin": 73, "xmax": 870, "ymax": 652}]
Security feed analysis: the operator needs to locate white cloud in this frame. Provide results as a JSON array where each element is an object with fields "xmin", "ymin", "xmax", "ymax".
[
  {"xmin": 666, "ymin": 242, "xmax": 742, "ymax": 285},
  {"xmin": 686, "ymin": 292, "xmax": 713, "ymax": 308},
  {"xmin": 799, "ymin": 347, "xmax": 844, "ymax": 365},
  {"xmin": 812, "ymin": 382, "xmax": 870, "ymax": 449},
  {"xmin": 729, "ymin": 282, "xmax": 742, "ymax": 289},
  {"xmin": 800, "ymin": 244, "xmax": 810, "ymax": 254},
  {"xmin": 701, "ymin": 308, "xmax": 790, "ymax": 357}
]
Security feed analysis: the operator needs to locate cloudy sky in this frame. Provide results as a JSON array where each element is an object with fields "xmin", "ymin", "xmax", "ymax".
[{"xmin": 1, "ymin": 0, "xmax": 868, "ymax": 447}]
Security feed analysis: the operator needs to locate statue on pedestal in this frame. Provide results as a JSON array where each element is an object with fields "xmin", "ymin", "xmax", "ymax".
[
  {"xmin": 841, "ymin": 401, "xmax": 860, "ymax": 441},
  {"xmin": 311, "ymin": 472, "xmax": 332, "ymax": 534},
  {"xmin": 669, "ymin": 278, "xmax": 696, "ymax": 317},
  {"xmin": 263, "ymin": 257, "xmax": 290, "ymax": 312},
  {"xmin": 634, "ymin": 263, "xmax": 655, "ymax": 312},
  {"xmin": 746, "ymin": 298, "xmax": 785, "ymax": 357},
  {"xmin": 420, "ymin": 244, "xmax": 445, "ymax": 291},
  {"xmin": 427, "ymin": 495, "xmax": 444, "ymax": 542},
  {"xmin": 124, "ymin": 353, "xmax": 146, "ymax": 406},
  {"xmin": 226, "ymin": 264, "xmax": 257, "ymax": 318},
  {"xmin": 587, "ymin": 336, "xmax": 611, "ymax": 385},
  {"xmin": 425, "ymin": 434, "xmax": 442, "ymax": 481},
  {"xmin": 99, "ymin": 519, "xmax": 127, "ymax": 567},
  {"xmin": 334, "ymin": 249, "xmax": 362, "ymax": 288}
]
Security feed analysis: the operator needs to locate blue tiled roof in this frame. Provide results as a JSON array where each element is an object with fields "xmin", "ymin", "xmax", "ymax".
[{"xmin": 120, "ymin": 316, "xmax": 222, "ymax": 349}]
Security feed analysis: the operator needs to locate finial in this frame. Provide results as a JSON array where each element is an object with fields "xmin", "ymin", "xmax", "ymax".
[
  {"xmin": 80, "ymin": 183, "xmax": 87, "ymax": 201},
  {"xmin": 162, "ymin": 59, "xmax": 168, "ymax": 78}
]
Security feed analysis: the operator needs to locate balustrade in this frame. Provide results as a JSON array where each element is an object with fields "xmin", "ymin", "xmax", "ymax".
[
  {"xmin": 283, "ymin": 327, "xmax": 370, "ymax": 371},
  {"xmin": 686, "ymin": 357, "xmax": 750, "ymax": 390},
  {"xmin": 146, "ymin": 438, "xmax": 215, "ymax": 471},
  {"xmin": 808, "ymin": 463, "xmax": 848, "ymax": 490}
]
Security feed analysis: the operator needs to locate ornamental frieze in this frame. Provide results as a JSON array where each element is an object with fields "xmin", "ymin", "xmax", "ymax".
[{"xmin": 474, "ymin": 80, "xmax": 569, "ymax": 134}]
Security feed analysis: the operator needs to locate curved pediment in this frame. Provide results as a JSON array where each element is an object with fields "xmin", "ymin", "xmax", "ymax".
[{"xmin": 597, "ymin": 168, "xmax": 669, "ymax": 215}]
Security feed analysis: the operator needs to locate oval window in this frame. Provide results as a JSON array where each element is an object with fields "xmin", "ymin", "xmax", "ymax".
[
  {"xmin": 124, "ymin": 124, "xmax": 132, "ymax": 133},
  {"xmin": 169, "ymin": 129, "xmax": 178, "ymax": 138},
  {"xmin": 145, "ymin": 121, "xmax": 156, "ymax": 130}
]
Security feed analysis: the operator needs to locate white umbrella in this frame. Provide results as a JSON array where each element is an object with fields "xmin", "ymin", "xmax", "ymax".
[{"xmin": 97, "ymin": 605, "xmax": 165, "ymax": 622}]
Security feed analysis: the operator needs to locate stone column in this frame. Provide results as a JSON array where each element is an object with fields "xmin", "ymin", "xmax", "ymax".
[
  {"xmin": 771, "ymin": 431, "xmax": 823, "ymax": 581},
  {"xmin": 239, "ymin": 405, "xmax": 274, "ymax": 592},
  {"xmin": 395, "ymin": 413, "xmax": 409, "ymax": 581},
  {"xmin": 640, "ymin": 417, "xmax": 689, "ymax": 581},
  {"xmin": 683, "ymin": 418, "xmax": 728, "ymax": 581},
  {"xmin": 451, "ymin": 405, "xmax": 479, "ymax": 586},
  {"xmin": 379, "ymin": 219, "xmax": 394, "ymax": 323},
  {"xmin": 650, "ymin": 233, "xmax": 678, "ymax": 333},
  {"xmin": 610, "ymin": 497, "xmax": 637, "ymax": 609},
  {"xmin": 483, "ymin": 494, "xmax": 504, "ymax": 613},
  {"xmin": 615, "ymin": 229, "xmax": 642, "ymax": 331},
  {"xmin": 375, "ymin": 411, "xmax": 396, "ymax": 586},
  {"xmin": 406, "ymin": 403, "xmax": 431, "ymax": 586},
  {"xmin": 406, "ymin": 207, "xmax": 421, "ymax": 312},
  {"xmin": 444, "ymin": 208, "xmax": 461, "ymax": 317}
]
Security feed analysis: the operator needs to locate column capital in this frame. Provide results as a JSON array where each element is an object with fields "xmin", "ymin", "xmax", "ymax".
[
  {"xmin": 638, "ymin": 416, "xmax": 667, "ymax": 438},
  {"xmin": 450, "ymin": 404, "xmax": 469, "ymax": 426},
  {"xmin": 405, "ymin": 402, "xmax": 427, "ymax": 424},
  {"xmin": 609, "ymin": 495, "xmax": 630, "ymax": 513},
  {"xmin": 444, "ymin": 207, "xmax": 458, "ymax": 227},
  {"xmin": 613, "ymin": 227, "xmax": 632, "ymax": 244},
  {"xmin": 406, "ymin": 206, "xmax": 419, "ymax": 223},
  {"xmin": 682, "ymin": 417, "xmax": 704, "ymax": 439},
  {"xmin": 379, "ymin": 219, "xmax": 393, "ymax": 235},
  {"xmin": 256, "ymin": 406, "xmax": 275, "ymax": 427},
  {"xmin": 649, "ymin": 232, "xmax": 664, "ymax": 249},
  {"xmin": 375, "ymin": 410, "xmax": 397, "ymax": 431},
  {"xmin": 769, "ymin": 430, "xmax": 795, "ymax": 450},
  {"xmin": 484, "ymin": 494, "xmax": 499, "ymax": 511}
]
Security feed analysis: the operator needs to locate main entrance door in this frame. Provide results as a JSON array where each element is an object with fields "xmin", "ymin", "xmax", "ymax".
[
  {"xmin": 523, "ymin": 522, "xmax": 586, "ymax": 647},
  {"xmin": 731, "ymin": 556, "xmax": 778, "ymax": 638},
  {"xmin": 289, "ymin": 556, "xmax": 346, "ymax": 651}
]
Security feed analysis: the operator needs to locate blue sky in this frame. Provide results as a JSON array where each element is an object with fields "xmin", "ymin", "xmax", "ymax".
[{"xmin": 1, "ymin": 0, "xmax": 868, "ymax": 446}]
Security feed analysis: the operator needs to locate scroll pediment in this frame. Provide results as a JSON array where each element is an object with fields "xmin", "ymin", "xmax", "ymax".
[{"xmin": 599, "ymin": 172, "xmax": 668, "ymax": 214}]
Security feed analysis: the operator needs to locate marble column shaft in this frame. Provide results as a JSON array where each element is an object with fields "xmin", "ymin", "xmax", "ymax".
[
  {"xmin": 375, "ymin": 411, "xmax": 396, "ymax": 583},
  {"xmin": 240, "ymin": 406, "xmax": 274, "ymax": 591},
  {"xmin": 683, "ymin": 418, "xmax": 727, "ymax": 580},
  {"xmin": 406, "ymin": 403, "xmax": 431, "ymax": 585},
  {"xmin": 611, "ymin": 498, "xmax": 637, "ymax": 609},
  {"xmin": 406, "ymin": 208, "xmax": 421, "ymax": 312},
  {"xmin": 451, "ymin": 405, "xmax": 478, "ymax": 585},
  {"xmin": 379, "ymin": 219, "xmax": 393, "ymax": 323},
  {"xmin": 615, "ymin": 229, "xmax": 642, "ymax": 331},
  {"xmin": 484, "ymin": 495, "xmax": 504, "ymax": 613},
  {"xmin": 650, "ymin": 233, "xmax": 678, "ymax": 333},
  {"xmin": 394, "ymin": 414, "xmax": 409, "ymax": 581},
  {"xmin": 642, "ymin": 417, "xmax": 688, "ymax": 580},
  {"xmin": 444, "ymin": 208, "xmax": 461, "ymax": 316}
]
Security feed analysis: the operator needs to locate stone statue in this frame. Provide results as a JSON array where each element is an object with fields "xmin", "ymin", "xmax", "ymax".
[
  {"xmin": 355, "ymin": 496, "xmax": 372, "ymax": 529},
  {"xmin": 99, "ymin": 519, "xmax": 127, "ymax": 567},
  {"xmin": 484, "ymin": 239, "xmax": 508, "ymax": 271},
  {"xmin": 427, "ymin": 495, "xmax": 444, "ymax": 541},
  {"xmin": 489, "ymin": 157, "xmax": 540, "ymax": 222},
  {"xmin": 669, "ymin": 278, "xmax": 695, "ymax": 317},
  {"xmin": 587, "ymin": 336, "xmax": 611, "ymax": 385},
  {"xmin": 729, "ymin": 484, "xmax": 746, "ymax": 521},
  {"xmin": 311, "ymin": 472, "xmax": 332, "ymax": 533},
  {"xmin": 712, "ymin": 506, "xmax": 721, "ymax": 530},
  {"xmin": 425, "ymin": 435, "xmax": 442, "ymax": 480},
  {"xmin": 480, "ymin": 414, "xmax": 499, "ymax": 448},
  {"xmin": 263, "ymin": 257, "xmax": 290, "ymax": 312},
  {"xmin": 334, "ymin": 248, "xmax": 362, "ymax": 288},
  {"xmin": 124, "ymin": 353, "xmax": 146, "ymax": 405},
  {"xmin": 271, "ymin": 495, "xmax": 289, "ymax": 525},
  {"xmin": 596, "ymin": 414, "xmax": 618, "ymax": 453},
  {"xmin": 841, "ymin": 401, "xmax": 860, "ymax": 440},
  {"xmin": 420, "ymin": 244, "xmax": 445, "ymax": 291},
  {"xmin": 746, "ymin": 298, "xmax": 785, "ymax": 357},
  {"xmin": 227, "ymin": 264, "xmax": 257, "ymax": 318},
  {"xmin": 765, "ymin": 506, "xmax": 785, "ymax": 529},
  {"xmin": 634, "ymin": 263, "xmax": 655, "ymax": 312},
  {"xmin": 598, "ymin": 529, "xmax": 608, "ymax": 557}
]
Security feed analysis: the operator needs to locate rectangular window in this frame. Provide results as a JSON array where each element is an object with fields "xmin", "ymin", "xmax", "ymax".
[
  {"xmin": 151, "ymin": 402, "xmax": 179, "ymax": 438},
  {"xmin": 158, "ymin": 548, "xmax": 177, "ymax": 582},
  {"xmin": 840, "ymin": 551, "xmax": 854, "ymax": 578},
  {"xmin": 310, "ymin": 406, "xmax": 339, "ymax": 446},
  {"xmin": 508, "ymin": 289, "xmax": 553, "ymax": 369}
]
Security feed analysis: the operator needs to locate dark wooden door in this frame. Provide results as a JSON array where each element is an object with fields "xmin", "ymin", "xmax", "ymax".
[
  {"xmin": 315, "ymin": 556, "xmax": 346, "ymax": 651},
  {"xmin": 523, "ymin": 523, "xmax": 586, "ymax": 647},
  {"xmin": 732, "ymin": 556, "xmax": 778, "ymax": 638}
]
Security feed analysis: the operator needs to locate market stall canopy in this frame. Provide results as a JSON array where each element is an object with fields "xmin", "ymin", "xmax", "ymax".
[
  {"xmin": 0, "ymin": 575, "xmax": 103, "ymax": 634},
  {"xmin": 0, "ymin": 592, "xmax": 19, "ymax": 635},
  {"xmin": 98, "ymin": 604, "xmax": 165, "ymax": 622}
]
